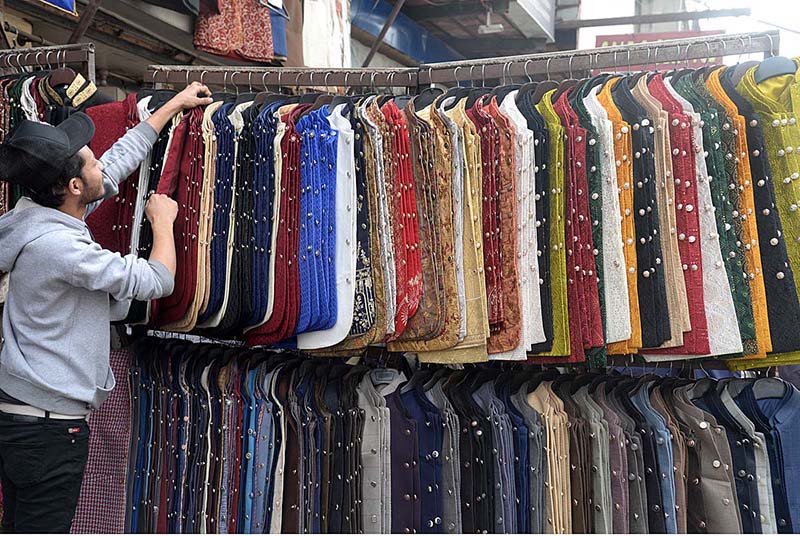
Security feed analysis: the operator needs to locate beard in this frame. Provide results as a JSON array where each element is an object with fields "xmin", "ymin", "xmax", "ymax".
[{"xmin": 78, "ymin": 177, "xmax": 105, "ymax": 205}]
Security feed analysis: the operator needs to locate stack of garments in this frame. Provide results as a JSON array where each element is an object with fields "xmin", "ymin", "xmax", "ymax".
[
  {"xmin": 121, "ymin": 337, "xmax": 800, "ymax": 534},
  {"xmin": 88, "ymin": 60, "xmax": 800, "ymax": 369}
]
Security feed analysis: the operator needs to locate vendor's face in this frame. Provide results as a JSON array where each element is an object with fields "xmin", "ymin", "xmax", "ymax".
[{"xmin": 77, "ymin": 146, "xmax": 104, "ymax": 204}]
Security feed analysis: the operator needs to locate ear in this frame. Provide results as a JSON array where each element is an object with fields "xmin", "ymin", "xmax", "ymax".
[{"xmin": 67, "ymin": 176, "xmax": 84, "ymax": 197}]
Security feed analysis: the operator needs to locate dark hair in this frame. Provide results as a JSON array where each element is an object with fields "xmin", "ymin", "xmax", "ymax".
[{"xmin": 24, "ymin": 152, "xmax": 85, "ymax": 208}]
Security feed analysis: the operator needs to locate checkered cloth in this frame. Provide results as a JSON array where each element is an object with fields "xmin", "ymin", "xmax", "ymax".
[{"xmin": 71, "ymin": 349, "xmax": 132, "ymax": 534}]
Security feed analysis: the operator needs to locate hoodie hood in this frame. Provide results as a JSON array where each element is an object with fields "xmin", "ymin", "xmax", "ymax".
[{"xmin": 0, "ymin": 197, "xmax": 87, "ymax": 273}]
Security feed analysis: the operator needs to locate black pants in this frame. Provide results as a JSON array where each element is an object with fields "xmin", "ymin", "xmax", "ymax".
[{"xmin": 0, "ymin": 412, "xmax": 90, "ymax": 533}]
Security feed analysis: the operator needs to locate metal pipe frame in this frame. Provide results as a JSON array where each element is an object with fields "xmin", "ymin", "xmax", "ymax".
[
  {"xmin": 0, "ymin": 43, "xmax": 96, "ymax": 82},
  {"xmin": 144, "ymin": 31, "xmax": 780, "ymax": 92},
  {"xmin": 418, "ymin": 30, "xmax": 780, "ymax": 85},
  {"xmin": 146, "ymin": 65, "xmax": 419, "ymax": 88}
]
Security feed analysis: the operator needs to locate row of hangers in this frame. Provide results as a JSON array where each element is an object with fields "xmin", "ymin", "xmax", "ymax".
[
  {"xmin": 144, "ymin": 67, "xmax": 421, "ymax": 119},
  {"xmin": 133, "ymin": 333, "xmax": 791, "ymax": 404},
  {"xmin": 416, "ymin": 33, "xmax": 792, "ymax": 105},
  {"xmin": 0, "ymin": 48, "xmax": 82, "ymax": 88}
]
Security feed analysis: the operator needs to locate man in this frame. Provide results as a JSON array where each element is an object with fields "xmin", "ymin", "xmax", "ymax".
[{"xmin": 0, "ymin": 82, "xmax": 212, "ymax": 533}]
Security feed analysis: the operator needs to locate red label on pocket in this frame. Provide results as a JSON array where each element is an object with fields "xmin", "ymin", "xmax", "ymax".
[{"xmin": 68, "ymin": 427, "xmax": 81, "ymax": 434}]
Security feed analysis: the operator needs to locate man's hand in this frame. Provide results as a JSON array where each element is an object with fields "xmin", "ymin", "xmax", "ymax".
[
  {"xmin": 167, "ymin": 81, "xmax": 213, "ymax": 111},
  {"xmin": 145, "ymin": 194, "xmax": 178, "ymax": 227},
  {"xmin": 145, "ymin": 82, "xmax": 213, "ymax": 134}
]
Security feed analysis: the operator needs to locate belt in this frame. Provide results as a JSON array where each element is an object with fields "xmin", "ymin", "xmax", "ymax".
[{"xmin": 0, "ymin": 402, "xmax": 88, "ymax": 421}]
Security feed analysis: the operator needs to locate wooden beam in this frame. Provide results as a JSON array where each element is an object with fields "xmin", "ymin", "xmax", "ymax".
[
  {"xmin": 556, "ymin": 8, "xmax": 751, "ymax": 30},
  {"xmin": 68, "ymin": 0, "xmax": 101, "ymax": 43}
]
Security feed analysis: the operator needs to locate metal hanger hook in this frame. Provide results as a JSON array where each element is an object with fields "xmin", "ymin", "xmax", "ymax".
[
  {"xmin": 766, "ymin": 32, "xmax": 776, "ymax": 57},
  {"xmin": 223, "ymin": 71, "xmax": 228, "ymax": 93},
  {"xmin": 325, "ymin": 72, "xmax": 332, "ymax": 88},
  {"xmin": 248, "ymin": 71, "xmax": 253, "ymax": 92},
  {"xmin": 453, "ymin": 65, "xmax": 462, "ymax": 86},
  {"xmin": 481, "ymin": 64, "xmax": 486, "ymax": 86},
  {"xmin": 469, "ymin": 64, "xmax": 476, "ymax": 86},
  {"xmin": 370, "ymin": 71, "xmax": 377, "ymax": 91},
  {"xmin": 505, "ymin": 61, "xmax": 513, "ymax": 84},
  {"xmin": 568, "ymin": 54, "xmax": 575, "ymax": 78},
  {"xmin": 231, "ymin": 71, "xmax": 240, "ymax": 95},
  {"xmin": 200, "ymin": 70, "xmax": 208, "ymax": 86},
  {"xmin": 627, "ymin": 48, "xmax": 632, "ymax": 72},
  {"xmin": 186, "ymin": 69, "xmax": 190, "ymax": 86},
  {"xmin": 546, "ymin": 57, "xmax": 552, "ymax": 80},
  {"xmin": 523, "ymin": 59, "xmax": 533, "ymax": 82},
  {"xmin": 261, "ymin": 71, "xmax": 269, "ymax": 89}
]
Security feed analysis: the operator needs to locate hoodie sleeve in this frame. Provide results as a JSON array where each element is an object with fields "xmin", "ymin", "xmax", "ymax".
[
  {"xmin": 60, "ymin": 233, "xmax": 175, "ymax": 301},
  {"xmin": 84, "ymin": 122, "xmax": 159, "ymax": 219}
]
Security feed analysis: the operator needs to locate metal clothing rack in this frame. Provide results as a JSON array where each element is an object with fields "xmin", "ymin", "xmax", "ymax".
[
  {"xmin": 146, "ymin": 65, "xmax": 419, "ymax": 89},
  {"xmin": 418, "ymin": 30, "xmax": 780, "ymax": 85},
  {"xmin": 146, "ymin": 31, "xmax": 779, "ymax": 93},
  {"xmin": 0, "ymin": 43, "xmax": 97, "ymax": 83}
]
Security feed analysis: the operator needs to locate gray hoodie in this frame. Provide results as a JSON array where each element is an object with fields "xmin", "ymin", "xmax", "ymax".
[{"xmin": 0, "ymin": 122, "xmax": 174, "ymax": 415}]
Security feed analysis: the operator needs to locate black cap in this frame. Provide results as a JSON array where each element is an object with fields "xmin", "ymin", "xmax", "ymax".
[{"xmin": 1, "ymin": 112, "xmax": 95, "ymax": 190}]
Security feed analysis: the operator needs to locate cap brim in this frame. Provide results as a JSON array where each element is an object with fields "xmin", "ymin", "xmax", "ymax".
[{"xmin": 56, "ymin": 112, "xmax": 95, "ymax": 156}]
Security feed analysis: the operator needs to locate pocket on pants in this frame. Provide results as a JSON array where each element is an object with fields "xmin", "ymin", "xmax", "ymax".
[{"xmin": 1, "ymin": 441, "xmax": 46, "ymax": 487}]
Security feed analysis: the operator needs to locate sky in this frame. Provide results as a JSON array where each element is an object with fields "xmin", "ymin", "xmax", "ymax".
[{"xmin": 576, "ymin": 0, "xmax": 800, "ymax": 63}]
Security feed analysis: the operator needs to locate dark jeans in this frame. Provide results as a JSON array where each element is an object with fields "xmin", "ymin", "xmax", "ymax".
[{"xmin": 0, "ymin": 412, "xmax": 90, "ymax": 533}]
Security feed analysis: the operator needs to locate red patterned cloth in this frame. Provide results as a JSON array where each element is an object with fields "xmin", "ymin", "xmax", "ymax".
[
  {"xmin": 70, "ymin": 348, "xmax": 132, "ymax": 534},
  {"xmin": 85, "ymin": 95, "xmax": 141, "ymax": 255},
  {"xmin": 194, "ymin": 0, "xmax": 274, "ymax": 63},
  {"xmin": 154, "ymin": 108, "xmax": 205, "ymax": 327}
]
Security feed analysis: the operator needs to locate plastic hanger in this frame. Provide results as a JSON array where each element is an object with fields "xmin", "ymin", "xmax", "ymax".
[
  {"xmin": 490, "ymin": 62, "xmax": 520, "ymax": 102},
  {"xmin": 47, "ymin": 49, "xmax": 77, "ymax": 87},
  {"xmin": 422, "ymin": 367, "xmax": 452, "ymax": 392},
  {"xmin": 755, "ymin": 33, "xmax": 797, "ymax": 84},
  {"xmin": 751, "ymin": 377, "xmax": 788, "ymax": 399},
  {"xmin": 400, "ymin": 368, "xmax": 433, "ymax": 395},
  {"xmin": 551, "ymin": 55, "xmax": 579, "ymax": 102},
  {"xmin": 531, "ymin": 57, "xmax": 559, "ymax": 104},
  {"xmin": 253, "ymin": 71, "xmax": 279, "ymax": 106},
  {"xmin": 516, "ymin": 59, "xmax": 539, "ymax": 104},
  {"xmin": 464, "ymin": 64, "xmax": 491, "ymax": 109},
  {"xmin": 413, "ymin": 86, "xmax": 444, "ymax": 111}
]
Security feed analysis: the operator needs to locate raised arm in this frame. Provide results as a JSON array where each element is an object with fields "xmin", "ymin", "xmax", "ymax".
[{"xmin": 84, "ymin": 82, "xmax": 212, "ymax": 218}]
